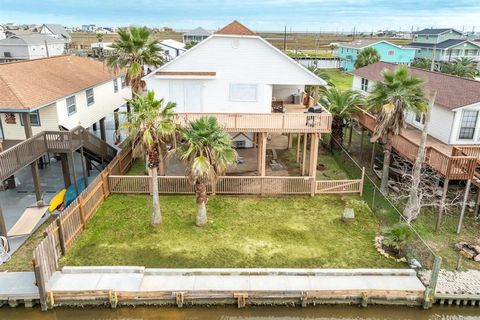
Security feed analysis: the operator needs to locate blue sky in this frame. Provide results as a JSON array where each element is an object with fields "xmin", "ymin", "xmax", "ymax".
[{"xmin": 1, "ymin": 0, "xmax": 480, "ymax": 32}]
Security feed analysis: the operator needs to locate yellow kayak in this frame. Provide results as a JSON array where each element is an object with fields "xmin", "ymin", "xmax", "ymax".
[{"xmin": 48, "ymin": 189, "xmax": 67, "ymax": 212}]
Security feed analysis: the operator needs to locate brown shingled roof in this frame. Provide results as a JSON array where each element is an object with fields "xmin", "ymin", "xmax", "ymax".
[
  {"xmin": 351, "ymin": 62, "xmax": 480, "ymax": 110},
  {"xmin": 0, "ymin": 55, "xmax": 120, "ymax": 111},
  {"xmin": 215, "ymin": 20, "xmax": 256, "ymax": 36}
]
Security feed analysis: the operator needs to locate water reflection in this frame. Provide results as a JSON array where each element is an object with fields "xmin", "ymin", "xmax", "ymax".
[{"xmin": 1, "ymin": 305, "xmax": 479, "ymax": 320}]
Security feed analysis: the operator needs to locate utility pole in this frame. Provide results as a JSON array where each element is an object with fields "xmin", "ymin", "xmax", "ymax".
[
  {"xmin": 430, "ymin": 43, "xmax": 436, "ymax": 72},
  {"xmin": 352, "ymin": 26, "xmax": 356, "ymax": 40},
  {"xmin": 283, "ymin": 25, "xmax": 287, "ymax": 52},
  {"xmin": 44, "ymin": 39, "xmax": 50, "ymax": 57}
]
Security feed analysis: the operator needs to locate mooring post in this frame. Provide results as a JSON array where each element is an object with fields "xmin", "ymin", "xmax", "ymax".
[
  {"xmin": 423, "ymin": 255, "xmax": 442, "ymax": 309},
  {"xmin": 176, "ymin": 292, "xmax": 184, "ymax": 308}
]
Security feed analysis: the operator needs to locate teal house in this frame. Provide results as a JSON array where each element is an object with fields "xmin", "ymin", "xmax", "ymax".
[
  {"xmin": 336, "ymin": 39, "xmax": 416, "ymax": 71},
  {"xmin": 409, "ymin": 28, "xmax": 480, "ymax": 62}
]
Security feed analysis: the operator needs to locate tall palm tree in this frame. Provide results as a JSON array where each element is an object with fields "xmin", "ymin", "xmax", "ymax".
[
  {"xmin": 176, "ymin": 117, "xmax": 237, "ymax": 227},
  {"xmin": 121, "ymin": 91, "xmax": 176, "ymax": 227},
  {"xmin": 107, "ymin": 26, "xmax": 163, "ymax": 97},
  {"xmin": 355, "ymin": 47, "xmax": 381, "ymax": 69},
  {"xmin": 368, "ymin": 65, "xmax": 426, "ymax": 193},
  {"xmin": 320, "ymin": 88, "xmax": 364, "ymax": 150}
]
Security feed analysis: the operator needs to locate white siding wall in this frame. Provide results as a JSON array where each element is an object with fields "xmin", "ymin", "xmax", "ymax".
[
  {"xmin": 0, "ymin": 103, "xmax": 59, "ymax": 140},
  {"xmin": 0, "ymin": 45, "xmax": 29, "ymax": 60},
  {"xmin": 352, "ymin": 75, "xmax": 373, "ymax": 94},
  {"xmin": 57, "ymin": 78, "xmax": 131, "ymax": 129},
  {"xmin": 27, "ymin": 43, "xmax": 64, "ymax": 59},
  {"xmin": 272, "ymin": 85, "xmax": 304, "ymax": 102},
  {"xmin": 405, "ymin": 104, "xmax": 454, "ymax": 144},
  {"xmin": 145, "ymin": 36, "xmax": 322, "ymax": 114}
]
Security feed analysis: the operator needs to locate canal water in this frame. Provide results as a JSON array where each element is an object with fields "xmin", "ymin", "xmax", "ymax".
[{"xmin": 1, "ymin": 305, "xmax": 479, "ymax": 319}]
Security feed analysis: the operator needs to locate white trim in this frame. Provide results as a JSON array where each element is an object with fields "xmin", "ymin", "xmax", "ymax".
[{"xmin": 338, "ymin": 40, "xmax": 411, "ymax": 51}]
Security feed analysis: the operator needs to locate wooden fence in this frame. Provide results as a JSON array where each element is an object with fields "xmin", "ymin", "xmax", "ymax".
[
  {"xmin": 109, "ymin": 174, "xmax": 364, "ymax": 196},
  {"xmin": 32, "ymin": 142, "xmax": 135, "ymax": 310}
]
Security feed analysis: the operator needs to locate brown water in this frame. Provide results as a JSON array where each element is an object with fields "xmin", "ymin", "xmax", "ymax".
[{"xmin": 1, "ymin": 306, "xmax": 480, "ymax": 320}]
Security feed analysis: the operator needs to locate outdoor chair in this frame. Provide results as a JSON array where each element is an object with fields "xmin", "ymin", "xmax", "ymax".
[{"xmin": 0, "ymin": 236, "xmax": 10, "ymax": 265}]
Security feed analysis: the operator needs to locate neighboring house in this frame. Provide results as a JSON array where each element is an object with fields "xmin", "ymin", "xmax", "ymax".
[
  {"xmin": 90, "ymin": 42, "xmax": 115, "ymax": 57},
  {"xmin": 158, "ymin": 39, "xmax": 186, "ymax": 61},
  {"xmin": 409, "ymin": 28, "xmax": 480, "ymax": 62},
  {"xmin": 336, "ymin": 39, "xmax": 416, "ymax": 71},
  {"xmin": 40, "ymin": 24, "xmax": 71, "ymax": 43},
  {"xmin": 144, "ymin": 21, "xmax": 326, "ymax": 149},
  {"xmin": 351, "ymin": 61, "xmax": 480, "ymax": 145},
  {"xmin": 81, "ymin": 24, "xmax": 96, "ymax": 32},
  {"xmin": 0, "ymin": 34, "xmax": 65, "ymax": 61},
  {"xmin": 0, "ymin": 26, "xmax": 5, "ymax": 40},
  {"xmin": 0, "ymin": 55, "xmax": 131, "ymax": 142},
  {"xmin": 182, "ymin": 27, "xmax": 211, "ymax": 44}
]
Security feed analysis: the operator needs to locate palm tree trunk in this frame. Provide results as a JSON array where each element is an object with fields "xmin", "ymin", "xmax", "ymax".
[
  {"xmin": 380, "ymin": 135, "xmax": 393, "ymax": 194},
  {"xmin": 403, "ymin": 90, "xmax": 437, "ymax": 222},
  {"xmin": 195, "ymin": 181, "xmax": 208, "ymax": 227},
  {"xmin": 330, "ymin": 116, "xmax": 344, "ymax": 150},
  {"xmin": 150, "ymin": 166, "xmax": 162, "ymax": 226}
]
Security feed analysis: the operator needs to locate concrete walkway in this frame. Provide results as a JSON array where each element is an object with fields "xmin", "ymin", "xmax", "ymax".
[
  {"xmin": 0, "ymin": 272, "xmax": 39, "ymax": 301},
  {"xmin": 47, "ymin": 267, "xmax": 425, "ymax": 296}
]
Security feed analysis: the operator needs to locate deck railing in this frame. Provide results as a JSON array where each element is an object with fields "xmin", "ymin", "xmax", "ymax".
[
  {"xmin": 0, "ymin": 126, "xmax": 117, "ymax": 182},
  {"xmin": 174, "ymin": 111, "xmax": 332, "ymax": 133},
  {"xmin": 355, "ymin": 107, "xmax": 478, "ymax": 180}
]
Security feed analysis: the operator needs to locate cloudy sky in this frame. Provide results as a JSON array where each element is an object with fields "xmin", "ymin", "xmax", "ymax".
[{"xmin": 1, "ymin": 0, "xmax": 480, "ymax": 32}]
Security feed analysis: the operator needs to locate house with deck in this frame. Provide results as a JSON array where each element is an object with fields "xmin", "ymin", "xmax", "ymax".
[
  {"xmin": 336, "ymin": 39, "xmax": 416, "ymax": 71},
  {"xmin": 182, "ymin": 27, "xmax": 211, "ymax": 44},
  {"xmin": 351, "ymin": 61, "xmax": 480, "ymax": 196},
  {"xmin": 144, "ymin": 21, "xmax": 331, "ymax": 178},
  {"xmin": 0, "ymin": 55, "xmax": 131, "ymax": 147},
  {"xmin": 409, "ymin": 28, "xmax": 480, "ymax": 62}
]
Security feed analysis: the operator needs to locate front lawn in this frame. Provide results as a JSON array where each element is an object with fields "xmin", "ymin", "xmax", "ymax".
[
  {"xmin": 61, "ymin": 194, "xmax": 402, "ymax": 268},
  {"xmin": 323, "ymin": 69, "xmax": 353, "ymax": 90}
]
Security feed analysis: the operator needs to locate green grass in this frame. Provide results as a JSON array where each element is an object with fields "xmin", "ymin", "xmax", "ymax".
[
  {"xmin": 323, "ymin": 69, "xmax": 353, "ymax": 90},
  {"xmin": 127, "ymin": 157, "xmax": 146, "ymax": 176},
  {"xmin": 61, "ymin": 194, "xmax": 403, "ymax": 268}
]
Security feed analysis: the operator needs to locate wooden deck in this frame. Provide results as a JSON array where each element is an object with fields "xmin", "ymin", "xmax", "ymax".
[{"xmin": 355, "ymin": 107, "xmax": 480, "ymax": 181}]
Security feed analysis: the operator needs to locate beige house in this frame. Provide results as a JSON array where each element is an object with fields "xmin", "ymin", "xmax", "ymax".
[{"xmin": 0, "ymin": 55, "xmax": 131, "ymax": 147}]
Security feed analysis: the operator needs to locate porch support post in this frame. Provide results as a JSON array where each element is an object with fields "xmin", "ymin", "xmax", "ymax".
[
  {"xmin": 69, "ymin": 152, "xmax": 79, "ymax": 196},
  {"xmin": 457, "ymin": 179, "xmax": 471, "ymax": 234},
  {"xmin": 435, "ymin": 178, "xmax": 449, "ymax": 233},
  {"xmin": 302, "ymin": 133, "xmax": 308, "ymax": 176},
  {"xmin": 21, "ymin": 113, "xmax": 44, "ymax": 206},
  {"xmin": 359, "ymin": 128, "xmax": 365, "ymax": 158},
  {"xmin": 296, "ymin": 134, "xmax": 301, "ymax": 163},
  {"xmin": 0, "ymin": 205, "xmax": 7, "ymax": 239},
  {"xmin": 113, "ymin": 108, "xmax": 120, "ymax": 131},
  {"xmin": 60, "ymin": 153, "xmax": 71, "ymax": 188},
  {"xmin": 287, "ymin": 133, "xmax": 292, "ymax": 149},
  {"xmin": 99, "ymin": 117, "xmax": 106, "ymax": 142},
  {"xmin": 260, "ymin": 132, "xmax": 267, "ymax": 176},
  {"xmin": 80, "ymin": 147, "xmax": 89, "ymax": 188},
  {"xmin": 92, "ymin": 123, "xmax": 97, "ymax": 131},
  {"xmin": 309, "ymin": 133, "xmax": 319, "ymax": 177},
  {"xmin": 370, "ymin": 141, "xmax": 376, "ymax": 169}
]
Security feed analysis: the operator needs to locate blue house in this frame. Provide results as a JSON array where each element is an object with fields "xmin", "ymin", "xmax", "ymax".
[{"xmin": 336, "ymin": 39, "xmax": 416, "ymax": 71}]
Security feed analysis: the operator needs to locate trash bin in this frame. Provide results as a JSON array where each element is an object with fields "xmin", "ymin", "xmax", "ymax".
[{"xmin": 292, "ymin": 94, "xmax": 301, "ymax": 104}]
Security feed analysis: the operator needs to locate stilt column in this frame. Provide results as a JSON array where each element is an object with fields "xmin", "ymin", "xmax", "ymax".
[
  {"xmin": 99, "ymin": 117, "xmax": 106, "ymax": 142},
  {"xmin": 21, "ymin": 113, "xmax": 43, "ymax": 206}
]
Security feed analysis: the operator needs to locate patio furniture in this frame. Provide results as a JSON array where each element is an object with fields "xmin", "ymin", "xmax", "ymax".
[
  {"xmin": 271, "ymin": 100, "xmax": 286, "ymax": 113},
  {"xmin": 0, "ymin": 236, "xmax": 10, "ymax": 265}
]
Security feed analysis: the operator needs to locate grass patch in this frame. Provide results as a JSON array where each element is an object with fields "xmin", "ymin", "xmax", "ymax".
[
  {"xmin": 323, "ymin": 69, "xmax": 353, "ymax": 90},
  {"xmin": 61, "ymin": 194, "xmax": 402, "ymax": 269},
  {"xmin": 127, "ymin": 157, "xmax": 146, "ymax": 176},
  {"xmin": 0, "ymin": 217, "xmax": 55, "ymax": 272}
]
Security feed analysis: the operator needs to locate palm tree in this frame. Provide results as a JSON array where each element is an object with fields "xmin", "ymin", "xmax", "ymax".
[
  {"xmin": 411, "ymin": 58, "xmax": 432, "ymax": 70},
  {"xmin": 441, "ymin": 57, "xmax": 479, "ymax": 79},
  {"xmin": 368, "ymin": 65, "xmax": 426, "ymax": 193},
  {"xmin": 176, "ymin": 117, "xmax": 237, "ymax": 227},
  {"xmin": 121, "ymin": 91, "xmax": 176, "ymax": 227},
  {"xmin": 355, "ymin": 47, "xmax": 381, "ymax": 69},
  {"xmin": 107, "ymin": 26, "xmax": 163, "ymax": 97},
  {"xmin": 307, "ymin": 63, "xmax": 331, "ymax": 85},
  {"xmin": 320, "ymin": 88, "xmax": 364, "ymax": 150}
]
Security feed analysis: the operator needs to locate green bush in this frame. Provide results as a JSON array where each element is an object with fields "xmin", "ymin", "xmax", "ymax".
[{"xmin": 382, "ymin": 223, "xmax": 413, "ymax": 251}]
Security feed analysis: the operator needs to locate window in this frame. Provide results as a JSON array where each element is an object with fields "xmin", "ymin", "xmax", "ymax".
[
  {"xmin": 121, "ymin": 75, "xmax": 126, "ymax": 88},
  {"xmin": 459, "ymin": 110, "xmax": 478, "ymax": 139},
  {"xmin": 229, "ymin": 83, "xmax": 257, "ymax": 102},
  {"xmin": 66, "ymin": 96, "xmax": 76, "ymax": 115},
  {"xmin": 20, "ymin": 111, "xmax": 41, "ymax": 126},
  {"xmin": 113, "ymin": 78, "xmax": 118, "ymax": 93},
  {"xmin": 361, "ymin": 78, "xmax": 369, "ymax": 92},
  {"xmin": 86, "ymin": 88, "xmax": 95, "ymax": 106},
  {"xmin": 387, "ymin": 50, "xmax": 395, "ymax": 56},
  {"xmin": 415, "ymin": 112, "xmax": 425, "ymax": 125}
]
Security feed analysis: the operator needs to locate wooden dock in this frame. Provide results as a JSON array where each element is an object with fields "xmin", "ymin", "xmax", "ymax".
[
  {"xmin": 44, "ymin": 267, "xmax": 426, "ymax": 309},
  {"xmin": 0, "ymin": 272, "xmax": 40, "ymax": 307}
]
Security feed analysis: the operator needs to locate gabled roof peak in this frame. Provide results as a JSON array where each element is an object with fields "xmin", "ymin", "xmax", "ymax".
[{"xmin": 215, "ymin": 21, "xmax": 256, "ymax": 36}]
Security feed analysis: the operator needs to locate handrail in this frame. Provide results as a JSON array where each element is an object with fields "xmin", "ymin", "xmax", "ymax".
[
  {"xmin": 0, "ymin": 127, "xmax": 117, "ymax": 182},
  {"xmin": 354, "ymin": 106, "xmax": 477, "ymax": 180}
]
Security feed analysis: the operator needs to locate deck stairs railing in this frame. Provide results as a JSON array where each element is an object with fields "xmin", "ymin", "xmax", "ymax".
[{"xmin": 0, "ymin": 126, "xmax": 117, "ymax": 182}]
